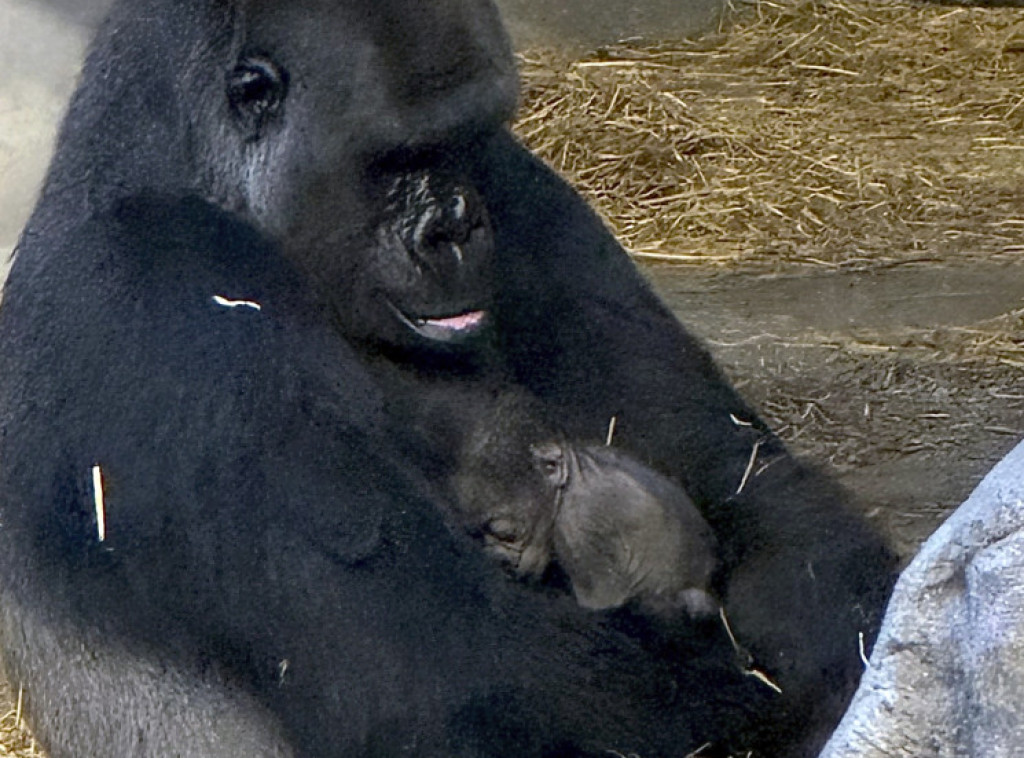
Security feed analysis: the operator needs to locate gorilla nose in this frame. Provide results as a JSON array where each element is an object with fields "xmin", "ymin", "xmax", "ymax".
[
  {"xmin": 412, "ymin": 188, "xmax": 477, "ymax": 264},
  {"xmin": 384, "ymin": 171, "xmax": 490, "ymax": 275}
]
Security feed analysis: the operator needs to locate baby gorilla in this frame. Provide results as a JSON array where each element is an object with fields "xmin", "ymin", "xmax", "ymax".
[{"xmin": 439, "ymin": 387, "xmax": 720, "ymax": 619}]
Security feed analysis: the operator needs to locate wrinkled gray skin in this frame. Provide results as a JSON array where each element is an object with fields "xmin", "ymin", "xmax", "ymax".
[
  {"xmin": 537, "ymin": 443, "xmax": 719, "ymax": 617},
  {"xmin": 820, "ymin": 439, "xmax": 1024, "ymax": 758}
]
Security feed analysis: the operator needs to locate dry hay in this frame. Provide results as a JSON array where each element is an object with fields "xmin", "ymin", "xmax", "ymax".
[
  {"xmin": 845, "ymin": 303, "xmax": 1024, "ymax": 367},
  {"xmin": 514, "ymin": 0, "xmax": 1024, "ymax": 268},
  {"xmin": 0, "ymin": 682, "xmax": 39, "ymax": 758}
]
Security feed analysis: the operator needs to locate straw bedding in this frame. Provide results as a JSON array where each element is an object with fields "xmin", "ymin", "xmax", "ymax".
[
  {"xmin": 514, "ymin": 0, "xmax": 1024, "ymax": 269},
  {"xmin": 0, "ymin": 680, "xmax": 34, "ymax": 758}
]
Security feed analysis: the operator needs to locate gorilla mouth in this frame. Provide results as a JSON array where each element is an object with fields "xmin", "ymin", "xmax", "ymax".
[{"xmin": 387, "ymin": 301, "xmax": 489, "ymax": 343}]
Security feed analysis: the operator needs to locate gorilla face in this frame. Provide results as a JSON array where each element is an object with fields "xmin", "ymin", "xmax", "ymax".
[{"xmin": 189, "ymin": 0, "xmax": 517, "ymax": 350}]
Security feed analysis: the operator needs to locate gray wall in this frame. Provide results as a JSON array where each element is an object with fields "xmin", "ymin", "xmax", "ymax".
[
  {"xmin": 0, "ymin": 0, "xmax": 95, "ymax": 270},
  {"xmin": 24, "ymin": 0, "xmax": 729, "ymax": 46},
  {"xmin": 496, "ymin": 0, "xmax": 725, "ymax": 49}
]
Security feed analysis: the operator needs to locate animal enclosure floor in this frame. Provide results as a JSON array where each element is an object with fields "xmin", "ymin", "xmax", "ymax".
[
  {"xmin": 649, "ymin": 260, "xmax": 1024, "ymax": 560},
  {"xmin": 517, "ymin": 0, "xmax": 1024, "ymax": 268},
  {"xmin": 0, "ymin": 678, "xmax": 35, "ymax": 757}
]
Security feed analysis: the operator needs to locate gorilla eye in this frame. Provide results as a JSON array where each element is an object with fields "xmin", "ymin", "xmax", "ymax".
[{"xmin": 227, "ymin": 56, "xmax": 289, "ymax": 138}]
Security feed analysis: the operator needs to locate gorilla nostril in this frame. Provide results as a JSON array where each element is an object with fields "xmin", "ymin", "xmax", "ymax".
[
  {"xmin": 413, "ymin": 195, "xmax": 478, "ymax": 262},
  {"xmin": 383, "ymin": 170, "xmax": 489, "ymax": 269}
]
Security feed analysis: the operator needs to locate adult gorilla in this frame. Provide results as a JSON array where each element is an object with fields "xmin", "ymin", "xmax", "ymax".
[{"xmin": 0, "ymin": 1, "xmax": 895, "ymax": 756}]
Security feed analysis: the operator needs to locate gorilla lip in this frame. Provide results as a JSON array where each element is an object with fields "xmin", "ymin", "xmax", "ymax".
[
  {"xmin": 419, "ymin": 310, "xmax": 486, "ymax": 331},
  {"xmin": 388, "ymin": 301, "xmax": 489, "ymax": 342},
  {"xmin": 413, "ymin": 310, "xmax": 489, "ymax": 342}
]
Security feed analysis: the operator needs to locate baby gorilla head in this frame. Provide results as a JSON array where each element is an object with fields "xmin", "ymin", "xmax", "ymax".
[{"xmin": 449, "ymin": 389, "xmax": 561, "ymax": 577}]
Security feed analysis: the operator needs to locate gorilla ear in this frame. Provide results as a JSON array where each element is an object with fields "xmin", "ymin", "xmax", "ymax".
[
  {"xmin": 530, "ymin": 442, "xmax": 568, "ymax": 488},
  {"xmin": 227, "ymin": 55, "xmax": 289, "ymax": 140}
]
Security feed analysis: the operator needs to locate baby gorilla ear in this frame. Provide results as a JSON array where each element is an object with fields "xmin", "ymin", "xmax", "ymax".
[{"xmin": 530, "ymin": 442, "xmax": 568, "ymax": 488}]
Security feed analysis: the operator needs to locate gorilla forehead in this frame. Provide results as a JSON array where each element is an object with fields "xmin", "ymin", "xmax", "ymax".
[
  {"xmin": 70, "ymin": 0, "xmax": 518, "ymax": 198},
  {"xmin": 217, "ymin": 0, "xmax": 518, "ymax": 155},
  {"xmin": 242, "ymin": 0, "xmax": 514, "ymax": 91}
]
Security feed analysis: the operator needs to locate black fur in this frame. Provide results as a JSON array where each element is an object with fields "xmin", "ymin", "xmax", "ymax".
[{"xmin": 0, "ymin": 1, "xmax": 896, "ymax": 756}]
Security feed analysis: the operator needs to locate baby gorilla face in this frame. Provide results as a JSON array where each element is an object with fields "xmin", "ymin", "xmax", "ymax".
[{"xmin": 450, "ymin": 394, "xmax": 560, "ymax": 578}]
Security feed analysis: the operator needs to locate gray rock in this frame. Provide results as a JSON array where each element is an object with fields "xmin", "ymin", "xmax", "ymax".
[{"xmin": 820, "ymin": 440, "xmax": 1024, "ymax": 758}]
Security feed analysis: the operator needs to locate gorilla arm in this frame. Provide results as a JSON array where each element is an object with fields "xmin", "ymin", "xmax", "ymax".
[
  {"xmin": 0, "ymin": 197, "xmax": 761, "ymax": 758},
  {"xmin": 475, "ymin": 132, "xmax": 897, "ymax": 758}
]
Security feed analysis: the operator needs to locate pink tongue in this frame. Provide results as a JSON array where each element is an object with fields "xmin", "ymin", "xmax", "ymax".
[{"xmin": 423, "ymin": 310, "xmax": 486, "ymax": 332}]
